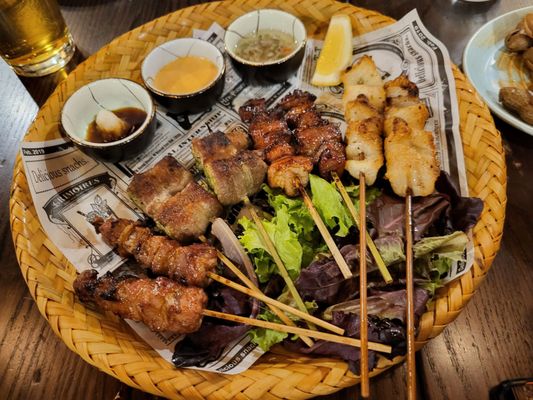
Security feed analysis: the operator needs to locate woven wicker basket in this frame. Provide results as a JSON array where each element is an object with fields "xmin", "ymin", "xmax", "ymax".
[{"xmin": 9, "ymin": 1, "xmax": 506, "ymax": 399}]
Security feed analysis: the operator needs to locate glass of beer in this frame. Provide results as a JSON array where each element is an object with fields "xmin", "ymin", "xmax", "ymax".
[{"xmin": 0, "ymin": 0, "xmax": 75, "ymax": 77}]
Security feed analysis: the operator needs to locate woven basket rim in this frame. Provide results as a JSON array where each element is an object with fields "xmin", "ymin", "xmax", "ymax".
[{"xmin": 9, "ymin": 1, "xmax": 506, "ymax": 399}]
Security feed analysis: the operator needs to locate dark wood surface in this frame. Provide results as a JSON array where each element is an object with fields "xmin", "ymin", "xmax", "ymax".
[{"xmin": 1, "ymin": 1, "xmax": 532, "ymax": 399}]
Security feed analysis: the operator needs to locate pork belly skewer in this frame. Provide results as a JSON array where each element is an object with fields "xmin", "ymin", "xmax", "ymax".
[
  {"xmin": 94, "ymin": 217, "xmax": 343, "ymax": 335},
  {"xmin": 127, "ymin": 156, "xmax": 223, "ymax": 242},
  {"xmin": 383, "ymin": 75, "xmax": 440, "ymax": 400}
]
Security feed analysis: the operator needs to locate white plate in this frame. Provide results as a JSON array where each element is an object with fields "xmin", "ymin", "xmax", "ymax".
[{"xmin": 463, "ymin": 6, "xmax": 533, "ymax": 136}]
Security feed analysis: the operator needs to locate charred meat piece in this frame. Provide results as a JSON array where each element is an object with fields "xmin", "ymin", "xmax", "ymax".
[
  {"xmin": 264, "ymin": 141, "xmax": 295, "ymax": 163},
  {"xmin": 238, "ymin": 98, "xmax": 267, "ymax": 122},
  {"xmin": 267, "ymin": 155, "xmax": 313, "ymax": 197},
  {"xmin": 96, "ymin": 217, "xmax": 218, "ymax": 287},
  {"xmin": 317, "ymin": 140, "xmax": 346, "ymax": 178},
  {"xmin": 296, "ymin": 123, "xmax": 342, "ymax": 163},
  {"xmin": 128, "ymin": 159, "xmax": 223, "ymax": 242},
  {"xmin": 204, "ymin": 150, "xmax": 267, "ymax": 206},
  {"xmin": 294, "ymin": 108, "xmax": 325, "ymax": 130},
  {"xmin": 226, "ymin": 125, "xmax": 251, "ymax": 150},
  {"xmin": 128, "ymin": 156, "xmax": 194, "ymax": 216},
  {"xmin": 384, "ymin": 118, "xmax": 439, "ymax": 197},
  {"xmin": 384, "ymin": 74, "xmax": 421, "ymax": 107},
  {"xmin": 154, "ymin": 181, "xmax": 223, "ymax": 242},
  {"xmin": 342, "ymin": 56, "xmax": 386, "ymax": 113},
  {"xmin": 384, "ymin": 102, "xmax": 429, "ymax": 137},
  {"xmin": 277, "ymin": 90, "xmax": 316, "ymax": 111},
  {"xmin": 248, "ymin": 113, "xmax": 292, "ymax": 150},
  {"xmin": 74, "ymin": 269, "xmax": 207, "ymax": 334},
  {"xmin": 192, "ymin": 130, "xmax": 249, "ymax": 168}
]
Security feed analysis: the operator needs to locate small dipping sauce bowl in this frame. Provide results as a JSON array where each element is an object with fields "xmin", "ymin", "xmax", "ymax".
[
  {"xmin": 141, "ymin": 38, "xmax": 225, "ymax": 114},
  {"xmin": 60, "ymin": 78, "xmax": 156, "ymax": 163},
  {"xmin": 224, "ymin": 9, "xmax": 307, "ymax": 85}
]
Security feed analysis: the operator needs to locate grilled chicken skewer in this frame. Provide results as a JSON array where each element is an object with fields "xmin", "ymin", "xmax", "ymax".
[
  {"xmin": 341, "ymin": 55, "xmax": 387, "ymax": 398},
  {"xmin": 383, "ymin": 75, "xmax": 439, "ymax": 197},
  {"xmin": 383, "ymin": 75, "xmax": 440, "ymax": 400},
  {"xmin": 239, "ymin": 90, "xmax": 346, "ymax": 196},
  {"xmin": 239, "ymin": 92, "xmax": 352, "ymax": 279},
  {"xmin": 74, "ymin": 268, "xmax": 208, "ymax": 334},
  {"xmin": 343, "ymin": 55, "xmax": 385, "ymax": 186}
]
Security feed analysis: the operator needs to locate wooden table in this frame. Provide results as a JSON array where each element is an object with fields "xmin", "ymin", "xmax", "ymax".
[{"xmin": 1, "ymin": 1, "xmax": 531, "ymax": 399}]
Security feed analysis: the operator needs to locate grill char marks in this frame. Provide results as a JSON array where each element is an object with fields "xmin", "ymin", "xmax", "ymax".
[
  {"xmin": 97, "ymin": 217, "xmax": 218, "ymax": 287},
  {"xmin": 128, "ymin": 156, "xmax": 223, "ymax": 242},
  {"xmin": 74, "ymin": 268, "xmax": 207, "ymax": 334},
  {"xmin": 238, "ymin": 90, "xmax": 346, "ymax": 196}
]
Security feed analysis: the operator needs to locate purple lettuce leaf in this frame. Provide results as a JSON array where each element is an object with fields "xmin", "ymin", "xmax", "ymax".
[{"xmin": 172, "ymin": 285, "xmax": 254, "ymax": 368}]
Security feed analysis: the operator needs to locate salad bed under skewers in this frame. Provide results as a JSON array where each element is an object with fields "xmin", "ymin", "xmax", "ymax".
[{"xmin": 74, "ymin": 83, "xmax": 483, "ymax": 375}]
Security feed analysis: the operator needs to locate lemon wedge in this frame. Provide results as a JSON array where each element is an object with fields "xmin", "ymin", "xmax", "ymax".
[{"xmin": 311, "ymin": 14, "xmax": 353, "ymax": 86}]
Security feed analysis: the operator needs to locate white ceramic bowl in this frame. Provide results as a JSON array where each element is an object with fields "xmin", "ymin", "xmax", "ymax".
[
  {"xmin": 61, "ymin": 78, "xmax": 156, "ymax": 162},
  {"xmin": 463, "ymin": 6, "xmax": 533, "ymax": 136},
  {"xmin": 224, "ymin": 9, "xmax": 307, "ymax": 84},
  {"xmin": 141, "ymin": 38, "xmax": 225, "ymax": 114}
]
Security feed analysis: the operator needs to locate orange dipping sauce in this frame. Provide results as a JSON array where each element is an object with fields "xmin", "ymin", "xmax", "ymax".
[{"xmin": 153, "ymin": 56, "xmax": 219, "ymax": 95}]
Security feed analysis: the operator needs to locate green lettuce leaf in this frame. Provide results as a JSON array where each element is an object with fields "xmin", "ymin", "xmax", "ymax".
[
  {"xmin": 248, "ymin": 309, "xmax": 288, "ymax": 351},
  {"xmin": 309, "ymin": 174, "xmax": 353, "ymax": 237},
  {"xmin": 238, "ymin": 206, "xmax": 303, "ymax": 283},
  {"xmin": 238, "ymin": 217, "xmax": 276, "ymax": 283}
]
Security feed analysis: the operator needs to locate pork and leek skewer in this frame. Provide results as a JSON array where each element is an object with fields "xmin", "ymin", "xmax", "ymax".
[
  {"xmin": 383, "ymin": 75, "xmax": 440, "ymax": 400},
  {"xmin": 191, "ymin": 129, "xmax": 268, "ymax": 206}
]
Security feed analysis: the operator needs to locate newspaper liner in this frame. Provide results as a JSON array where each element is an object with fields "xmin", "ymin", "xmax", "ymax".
[{"xmin": 20, "ymin": 10, "xmax": 473, "ymax": 375}]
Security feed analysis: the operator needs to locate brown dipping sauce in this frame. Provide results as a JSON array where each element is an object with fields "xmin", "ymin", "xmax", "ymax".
[{"xmin": 87, "ymin": 107, "xmax": 147, "ymax": 143}]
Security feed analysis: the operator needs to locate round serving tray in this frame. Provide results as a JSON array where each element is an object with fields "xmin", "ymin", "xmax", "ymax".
[{"xmin": 10, "ymin": 1, "xmax": 506, "ymax": 399}]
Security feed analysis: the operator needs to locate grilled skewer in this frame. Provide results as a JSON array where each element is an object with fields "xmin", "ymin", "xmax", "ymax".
[
  {"xmin": 74, "ymin": 268, "xmax": 207, "ymax": 334},
  {"xmin": 192, "ymin": 130, "xmax": 267, "ymax": 206},
  {"xmin": 128, "ymin": 156, "xmax": 223, "ymax": 242},
  {"xmin": 383, "ymin": 75, "xmax": 440, "ymax": 400},
  {"xmin": 94, "ymin": 217, "xmax": 218, "ymax": 287},
  {"xmin": 94, "ymin": 217, "xmax": 343, "ymax": 335}
]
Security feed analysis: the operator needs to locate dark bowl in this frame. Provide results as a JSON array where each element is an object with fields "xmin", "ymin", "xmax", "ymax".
[
  {"xmin": 141, "ymin": 38, "xmax": 225, "ymax": 115},
  {"xmin": 60, "ymin": 78, "xmax": 157, "ymax": 163},
  {"xmin": 224, "ymin": 9, "xmax": 307, "ymax": 85}
]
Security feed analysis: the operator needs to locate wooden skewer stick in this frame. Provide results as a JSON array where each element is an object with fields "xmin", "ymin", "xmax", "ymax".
[
  {"xmin": 199, "ymin": 234, "xmax": 314, "ymax": 347},
  {"xmin": 359, "ymin": 173, "xmax": 369, "ymax": 398},
  {"xmin": 331, "ymin": 172, "xmax": 393, "ymax": 284},
  {"xmin": 215, "ymin": 250, "xmax": 315, "ymax": 347},
  {"xmin": 295, "ymin": 180, "xmax": 353, "ymax": 279},
  {"xmin": 202, "ymin": 309, "xmax": 392, "ymax": 353},
  {"xmin": 206, "ymin": 272, "xmax": 344, "ymax": 335},
  {"xmin": 405, "ymin": 190, "xmax": 416, "ymax": 400},
  {"xmin": 244, "ymin": 197, "xmax": 318, "ymax": 332}
]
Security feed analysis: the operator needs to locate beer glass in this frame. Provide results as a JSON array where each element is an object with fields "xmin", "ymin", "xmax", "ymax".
[{"xmin": 0, "ymin": 0, "xmax": 75, "ymax": 77}]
